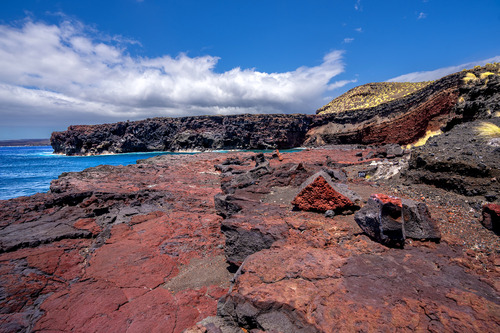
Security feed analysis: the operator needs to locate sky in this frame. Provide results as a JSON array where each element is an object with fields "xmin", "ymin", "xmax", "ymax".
[{"xmin": 0, "ymin": 0, "xmax": 499, "ymax": 139}]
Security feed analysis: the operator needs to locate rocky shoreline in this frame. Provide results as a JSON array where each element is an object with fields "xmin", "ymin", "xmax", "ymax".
[
  {"xmin": 1, "ymin": 147, "xmax": 498, "ymax": 332},
  {"xmin": 2, "ymin": 64, "xmax": 499, "ymax": 332}
]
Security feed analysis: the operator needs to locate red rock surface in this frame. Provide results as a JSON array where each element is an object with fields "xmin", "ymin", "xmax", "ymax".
[
  {"xmin": 291, "ymin": 175, "xmax": 354, "ymax": 212},
  {"xmin": 0, "ymin": 154, "xmax": 231, "ymax": 332},
  {"xmin": 211, "ymin": 149, "xmax": 500, "ymax": 332},
  {"xmin": 1, "ymin": 148, "xmax": 499, "ymax": 332},
  {"xmin": 371, "ymin": 193, "xmax": 402, "ymax": 207}
]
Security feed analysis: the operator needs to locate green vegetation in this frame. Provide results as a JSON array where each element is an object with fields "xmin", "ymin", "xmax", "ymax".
[{"xmin": 317, "ymin": 81, "xmax": 432, "ymax": 114}]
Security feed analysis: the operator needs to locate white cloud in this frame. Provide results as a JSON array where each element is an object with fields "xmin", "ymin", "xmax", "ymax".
[
  {"xmin": 343, "ymin": 38, "xmax": 354, "ymax": 44},
  {"xmin": 417, "ymin": 12, "xmax": 427, "ymax": 19},
  {"xmin": 354, "ymin": 0, "xmax": 362, "ymax": 11},
  {"xmin": 355, "ymin": 27, "xmax": 363, "ymax": 33},
  {"xmin": 0, "ymin": 19, "xmax": 347, "ymax": 131},
  {"xmin": 327, "ymin": 79, "xmax": 357, "ymax": 90},
  {"xmin": 387, "ymin": 56, "xmax": 500, "ymax": 82}
]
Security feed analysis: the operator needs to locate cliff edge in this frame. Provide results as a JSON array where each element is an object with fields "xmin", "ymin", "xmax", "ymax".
[{"xmin": 51, "ymin": 64, "xmax": 500, "ymax": 156}]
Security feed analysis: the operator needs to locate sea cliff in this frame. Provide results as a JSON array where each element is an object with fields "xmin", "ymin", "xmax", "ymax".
[
  {"xmin": 51, "ymin": 64, "xmax": 499, "ymax": 156},
  {"xmin": 1, "ymin": 65, "xmax": 499, "ymax": 332}
]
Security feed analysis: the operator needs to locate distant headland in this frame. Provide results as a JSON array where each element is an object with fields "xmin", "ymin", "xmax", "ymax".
[{"xmin": 0, "ymin": 138, "xmax": 50, "ymax": 147}]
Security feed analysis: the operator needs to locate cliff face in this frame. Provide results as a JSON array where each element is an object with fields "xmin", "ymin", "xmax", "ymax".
[
  {"xmin": 51, "ymin": 65, "xmax": 499, "ymax": 155},
  {"xmin": 51, "ymin": 114, "xmax": 314, "ymax": 155},
  {"xmin": 307, "ymin": 64, "xmax": 499, "ymax": 146}
]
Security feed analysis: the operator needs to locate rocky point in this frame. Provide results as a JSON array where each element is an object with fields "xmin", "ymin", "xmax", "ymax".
[{"xmin": 2, "ymin": 63, "xmax": 499, "ymax": 332}]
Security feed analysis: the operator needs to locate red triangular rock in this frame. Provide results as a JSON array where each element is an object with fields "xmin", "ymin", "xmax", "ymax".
[{"xmin": 292, "ymin": 171, "xmax": 356, "ymax": 212}]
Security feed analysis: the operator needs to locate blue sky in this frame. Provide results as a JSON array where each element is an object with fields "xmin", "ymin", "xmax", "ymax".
[{"xmin": 1, "ymin": 0, "xmax": 499, "ymax": 139}]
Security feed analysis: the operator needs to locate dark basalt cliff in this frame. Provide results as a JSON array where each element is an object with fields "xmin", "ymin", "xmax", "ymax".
[
  {"xmin": 51, "ymin": 64, "xmax": 499, "ymax": 156},
  {"xmin": 51, "ymin": 114, "xmax": 314, "ymax": 155}
]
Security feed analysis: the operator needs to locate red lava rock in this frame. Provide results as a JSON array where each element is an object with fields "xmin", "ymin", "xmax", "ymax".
[
  {"xmin": 218, "ymin": 242, "xmax": 500, "ymax": 332},
  {"xmin": 1, "ymin": 148, "xmax": 498, "ymax": 332},
  {"xmin": 0, "ymin": 154, "xmax": 229, "ymax": 332},
  {"xmin": 74, "ymin": 217, "xmax": 103, "ymax": 235},
  {"xmin": 482, "ymin": 203, "xmax": 500, "ymax": 234},
  {"xmin": 371, "ymin": 193, "xmax": 402, "ymax": 207},
  {"xmin": 291, "ymin": 171, "xmax": 357, "ymax": 213}
]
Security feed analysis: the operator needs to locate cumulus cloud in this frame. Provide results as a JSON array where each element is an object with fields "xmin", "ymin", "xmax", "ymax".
[
  {"xmin": 417, "ymin": 12, "xmax": 427, "ymax": 20},
  {"xmin": 387, "ymin": 56, "xmax": 500, "ymax": 82},
  {"xmin": 0, "ymin": 19, "xmax": 348, "ymax": 136}
]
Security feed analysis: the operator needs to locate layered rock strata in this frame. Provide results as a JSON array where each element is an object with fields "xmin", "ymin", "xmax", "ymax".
[
  {"xmin": 404, "ymin": 117, "xmax": 500, "ymax": 198},
  {"xmin": 51, "ymin": 66, "xmax": 499, "ymax": 156}
]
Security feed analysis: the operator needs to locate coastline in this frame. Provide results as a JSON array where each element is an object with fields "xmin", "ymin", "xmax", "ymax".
[
  {"xmin": 1, "ymin": 148, "xmax": 498, "ymax": 331},
  {"xmin": 0, "ymin": 139, "xmax": 50, "ymax": 147}
]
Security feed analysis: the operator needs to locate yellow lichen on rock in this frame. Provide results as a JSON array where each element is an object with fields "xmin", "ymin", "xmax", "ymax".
[
  {"xmin": 405, "ymin": 129, "xmax": 443, "ymax": 149},
  {"xmin": 463, "ymin": 72, "xmax": 478, "ymax": 83},
  {"xmin": 317, "ymin": 81, "xmax": 432, "ymax": 114}
]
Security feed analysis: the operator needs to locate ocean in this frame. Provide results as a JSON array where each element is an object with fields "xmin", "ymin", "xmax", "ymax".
[{"xmin": 0, "ymin": 146, "xmax": 189, "ymax": 200}]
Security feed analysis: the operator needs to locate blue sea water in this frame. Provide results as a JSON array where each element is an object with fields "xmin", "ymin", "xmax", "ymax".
[{"xmin": 0, "ymin": 146, "xmax": 189, "ymax": 200}]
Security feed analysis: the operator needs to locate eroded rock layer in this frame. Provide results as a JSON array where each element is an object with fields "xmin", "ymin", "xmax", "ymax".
[{"xmin": 51, "ymin": 66, "xmax": 500, "ymax": 155}]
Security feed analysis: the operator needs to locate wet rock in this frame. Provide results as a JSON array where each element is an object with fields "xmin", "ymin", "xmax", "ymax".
[
  {"xmin": 482, "ymin": 203, "xmax": 500, "ymax": 234},
  {"xmin": 291, "ymin": 171, "xmax": 360, "ymax": 213}
]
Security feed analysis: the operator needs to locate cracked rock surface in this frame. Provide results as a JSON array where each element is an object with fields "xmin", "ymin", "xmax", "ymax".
[
  {"xmin": 0, "ymin": 154, "xmax": 231, "ymax": 332},
  {"xmin": 1, "ymin": 148, "xmax": 499, "ymax": 332}
]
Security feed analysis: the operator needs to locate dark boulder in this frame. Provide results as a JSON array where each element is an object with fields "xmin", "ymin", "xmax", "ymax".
[
  {"xmin": 402, "ymin": 199, "xmax": 441, "ymax": 241},
  {"xmin": 354, "ymin": 195, "xmax": 405, "ymax": 248},
  {"xmin": 355, "ymin": 194, "xmax": 442, "ymax": 247},
  {"xmin": 482, "ymin": 203, "xmax": 500, "ymax": 235}
]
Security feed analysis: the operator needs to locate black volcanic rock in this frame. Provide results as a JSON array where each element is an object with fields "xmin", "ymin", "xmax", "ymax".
[
  {"xmin": 51, "ymin": 114, "xmax": 314, "ymax": 155},
  {"xmin": 404, "ymin": 118, "xmax": 500, "ymax": 198},
  {"xmin": 50, "ymin": 65, "xmax": 500, "ymax": 156}
]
